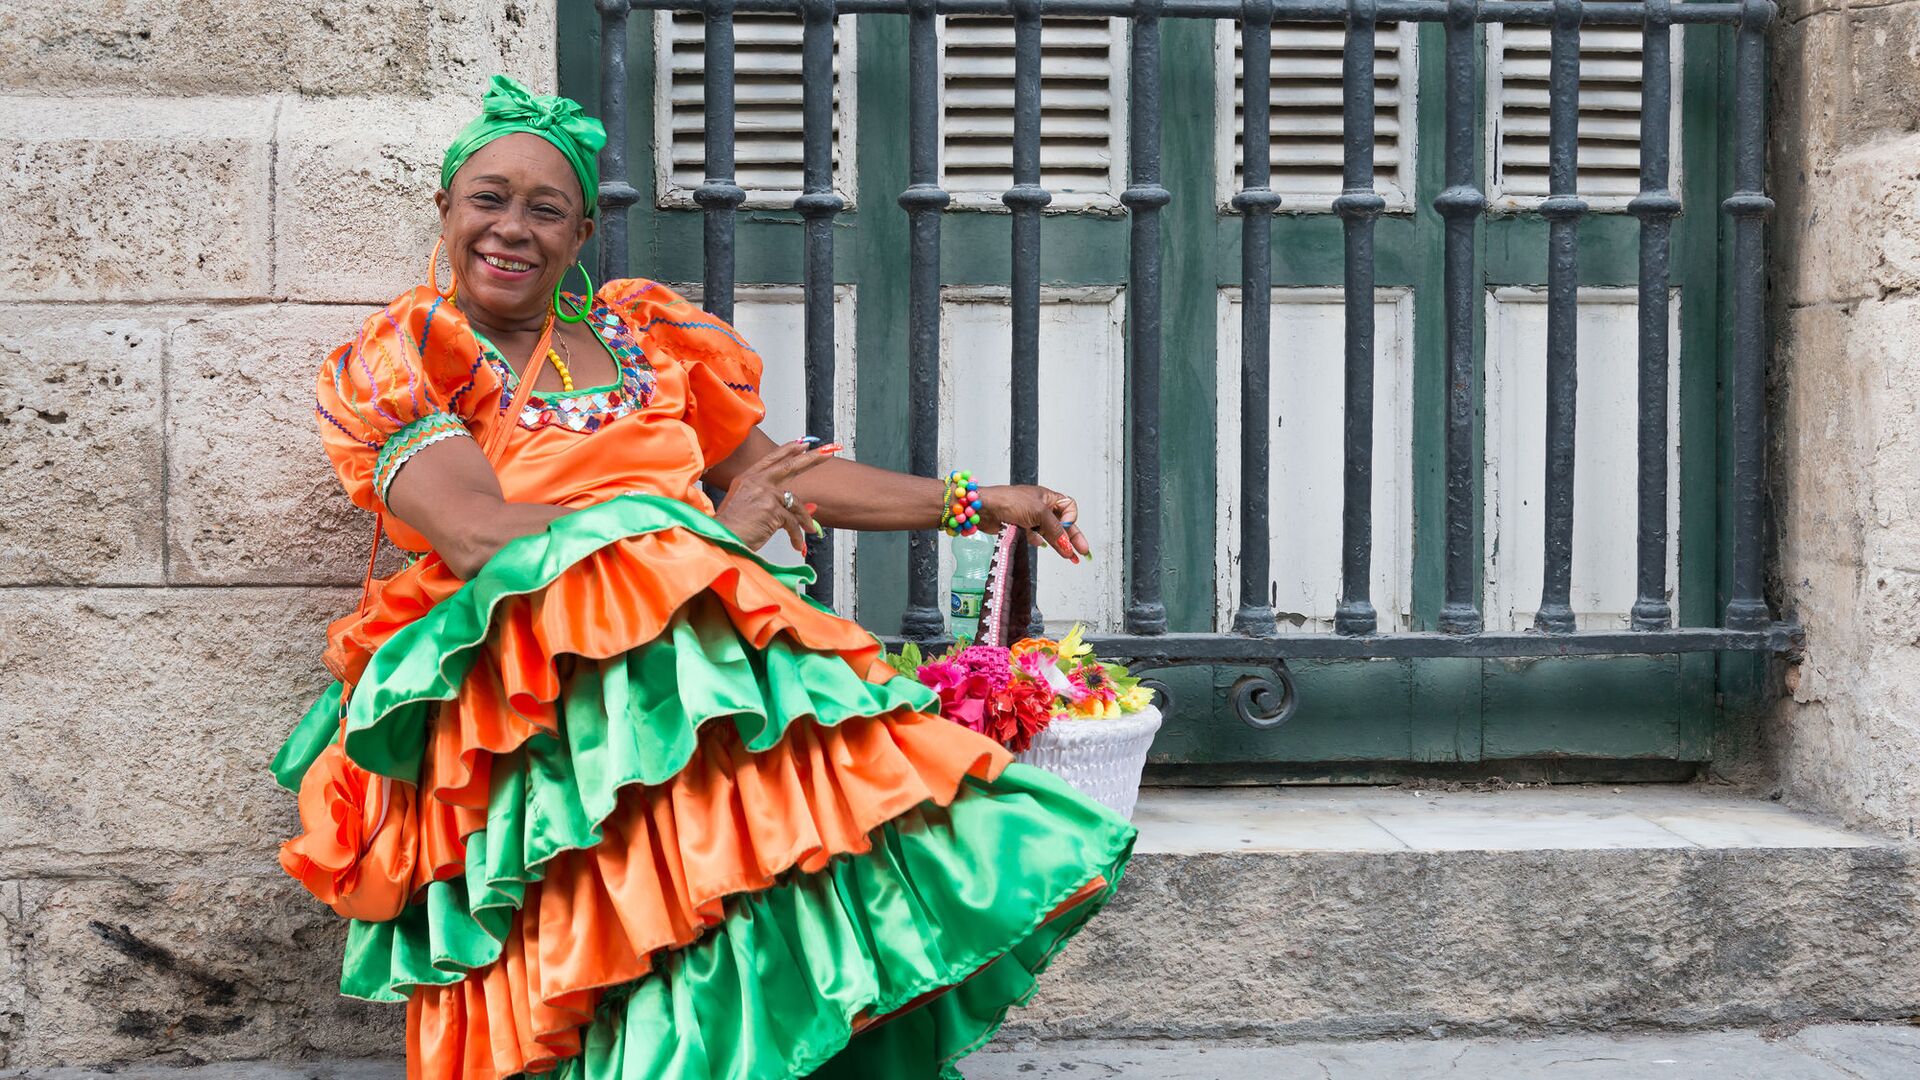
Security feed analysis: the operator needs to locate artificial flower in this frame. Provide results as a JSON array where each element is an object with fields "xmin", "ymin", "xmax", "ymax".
[
  {"xmin": 985, "ymin": 675, "xmax": 1057, "ymax": 752},
  {"xmin": 953, "ymin": 645, "xmax": 1015, "ymax": 694},
  {"xmin": 917, "ymin": 658, "xmax": 991, "ymax": 732},
  {"xmin": 1054, "ymin": 624, "xmax": 1094, "ymax": 666},
  {"xmin": 1010, "ymin": 637, "xmax": 1057, "ymax": 660}
]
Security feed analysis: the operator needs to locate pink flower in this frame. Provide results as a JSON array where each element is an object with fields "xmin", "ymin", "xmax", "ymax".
[
  {"xmin": 918, "ymin": 658, "xmax": 993, "ymax": 732},
  {"xmin": 954, "ymin": 645, "xmax": 1014, "ymax": 694}
]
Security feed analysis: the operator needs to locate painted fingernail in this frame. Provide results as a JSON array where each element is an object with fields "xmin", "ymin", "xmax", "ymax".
[
  {"xmin": 797, "ymin": 435, "xmax": 821, "ymax": 444},
  {"xmin": 815, "ymin": 443, "xmax": 844, "ymax": 456}
]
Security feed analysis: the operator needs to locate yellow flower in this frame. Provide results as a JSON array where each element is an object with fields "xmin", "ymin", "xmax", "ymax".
[
  {"xmin": 1055, "ymin": 623, "xmax": 1093, "ymax": 666},
  {"xmin": 1118, "ymin": 685, "xmax": 1156, "ymax": 713}
]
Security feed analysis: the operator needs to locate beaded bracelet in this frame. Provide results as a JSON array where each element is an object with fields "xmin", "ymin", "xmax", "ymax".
[{"xmin": 941, "ymin": 470, "xmax": 983, "ymax": 537}]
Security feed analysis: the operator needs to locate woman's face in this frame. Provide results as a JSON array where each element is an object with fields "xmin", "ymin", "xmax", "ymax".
[{"xmin": 435, "ymin": 133, "xmax": 595, "ymax": 326}]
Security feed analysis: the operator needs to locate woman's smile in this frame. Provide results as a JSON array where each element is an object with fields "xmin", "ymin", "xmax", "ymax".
[{"xmin": 474, "ymin": 250, "xmax": 538, "ymax": 279}]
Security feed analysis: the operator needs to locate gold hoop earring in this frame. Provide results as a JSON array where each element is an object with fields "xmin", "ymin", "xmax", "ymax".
[{"xmin": 428, "ymin": 237, "xmax": 458, "ymax": 301}]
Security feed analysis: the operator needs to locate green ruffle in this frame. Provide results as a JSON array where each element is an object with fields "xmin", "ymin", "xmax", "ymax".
[
  {"xmin": 552, "ymin": 763, "xmax": 1135, "ymax": 1080},
  {"xmin": 271, "ymin": 682, "xmax": 344, "ymax": 793},
  {"xmin": 341, "ymin": 493, "xmax": 839, "ymax": 783},
  {"xmin": 337, "ymin": 594, "xmax": 939, "ymax": 1001}
]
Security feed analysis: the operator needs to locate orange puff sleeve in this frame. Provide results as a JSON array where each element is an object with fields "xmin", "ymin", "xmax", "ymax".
[
  {"xmin": 313, "ymin": 287, "xmax": 502, "ymax": 536},
  {"xmin": 600, "ymin": 278, "xmax": 766, "ymax": 466}
]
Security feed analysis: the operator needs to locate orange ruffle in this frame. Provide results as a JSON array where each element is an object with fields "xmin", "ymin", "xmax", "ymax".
[
  {"xmin": 407, "ymin": 711, "xmax": 1012, "ymax": 1080},
  {"xmin": 278, "ymin": 741, "xmax": 421, "ymax": 922}
]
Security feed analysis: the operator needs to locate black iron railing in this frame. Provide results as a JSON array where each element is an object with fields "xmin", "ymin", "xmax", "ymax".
[{"xmin": 591, "ymin": 0, "xmax": 1798, "ymax": 728}]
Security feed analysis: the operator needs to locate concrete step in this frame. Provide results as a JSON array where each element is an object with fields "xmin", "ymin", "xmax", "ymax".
[
  {"xmin": 1008, "ymin": 785, "xmax": 1920, "ymax": 1041},
  {"xmin": 6, "ymin": 1024, "xmax": 1919, "ymax": 1079}
]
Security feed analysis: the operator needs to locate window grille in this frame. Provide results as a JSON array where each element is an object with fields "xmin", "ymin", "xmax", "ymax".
[
  {"xmin": 1219, "ymin": 20, "xmax": 1416, "ymax": 209},
  {"xmin": 940, "ymin": 15, "xmax": 1127, "ymax": 208},
  {"xmin": 656, "ymin": 9, "xmax": 857, "ymax": 207}
]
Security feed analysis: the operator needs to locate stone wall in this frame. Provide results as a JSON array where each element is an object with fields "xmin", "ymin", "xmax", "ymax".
[
  {"xmin": 0, "ymin": 1, "xmax": 557, "ymax": 1067},
  {"xmin": 1768, "ymin": 0, "xmax": 1920, "ymax": 841}
]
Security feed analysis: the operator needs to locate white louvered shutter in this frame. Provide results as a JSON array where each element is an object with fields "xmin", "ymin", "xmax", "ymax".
[
  {"xmin": 1219, "ymin": 21, "xmax": 1416, "ymax": 209},
  {"xmin": 656, "ymin": 11, "xmax": 857, "ymax": 207},
  {"xmin": 1490, "ymin": 25, "xmax": 1678, "ymax": 207},
  {"xmin": 939, "ymin": 16, "xmax": 1127, "ymax": 207}
]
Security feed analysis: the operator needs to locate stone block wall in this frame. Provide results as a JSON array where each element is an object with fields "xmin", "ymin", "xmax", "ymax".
[
  {"xmin": 1769, "ymin": 0, "xmax": 1920, "ymax": 841},
  {"xmin": 0, "ymin": 1, "xmax": 557, "ymax": 1067}
]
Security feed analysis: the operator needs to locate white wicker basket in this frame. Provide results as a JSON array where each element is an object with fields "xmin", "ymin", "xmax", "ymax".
[{"xmin": 1013, "ymin": 705, "xmax": 1162, "ymax": 820}]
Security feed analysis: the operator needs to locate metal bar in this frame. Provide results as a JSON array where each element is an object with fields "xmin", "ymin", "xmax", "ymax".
[
  {"xmin": 596, "ymin": 0, "xmax": 639, "ymax": 282},
  {"xmin": 1534, "ymin": 0, "xmax": 1587, "ymax": 633},
  {"xmin": 697, "ymin": 0, "xmax": 746, "ymax": 321},
  {"xmin": 630, "ymin": 0, "xmax": 1756, "ymax": 28},
  {"xmin": 899, "ymin": 0, "xmax": 950, "ymax": 639},
  {"xmin": 1082, "ymin": 623, "xmax": 1803, "ymax": 661},
  {"xmin": 1124, "ymin": 0, "xmax": 1170, "ymax": 636},
  {"xmin": 1723, "ymin": 0, "xmax": 1774, "ymax": 630},
  {"xmin": 1435, "ymin": 0, "xmax": 1484, "ymax": 633},
  {"xmin": 1232, "ymin": 0, "xmax": 1279, "ymax": 637},
  {"xmin": 797, "ymin": 0, "xmax": 843, "ymax": 605},
  {"xmin": 1629, "ymin": 0, "xmax": 1677, "ymax": 630},
  {"xmin": 1004, "ymin": 0, "xmax": 1050, "ymax": 638},
  {"xmin": 1333, "ymin": 0, "xmax": 1385, "ymax": 636}
]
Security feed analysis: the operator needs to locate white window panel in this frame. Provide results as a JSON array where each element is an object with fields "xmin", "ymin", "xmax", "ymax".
[
  {"xmin": 939, "ymin": 16, "xmax": 1128, "ymax": 210},
  {"xmin": 1482, "ymin": 288, "xmax": 1682, "ymax": 631},
  {"xmin": 1488, "ymin": 24, "xmax": 1683, "ymax": 210},
  {"xmin": 936, "ymin": 288, "xmax": 1127, "ymax": 634},
  {"xmin": 1214, "ymin": 289, "xmax": 1416, "ymax": 632},
  {"xmin": 677, "ymin": 285, "xmax": 860, "ymax": 616},
  {"xmin": 655, "ymin": 10, "xmax": 858, "ymax": 209},
  {"xmin": 1215, "ymin": 20, "xmax": 1418, "ymax": 211}
]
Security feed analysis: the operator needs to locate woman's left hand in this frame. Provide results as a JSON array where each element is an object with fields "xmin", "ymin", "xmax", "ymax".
[{"xmin": 977, "ymin": 485, "xmax": 1091, "ymax": 564}]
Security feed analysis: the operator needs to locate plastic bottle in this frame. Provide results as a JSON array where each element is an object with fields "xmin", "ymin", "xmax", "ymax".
[{"xmin": 949, "ymin": 533, "xmax": 994, "ymax": 644}]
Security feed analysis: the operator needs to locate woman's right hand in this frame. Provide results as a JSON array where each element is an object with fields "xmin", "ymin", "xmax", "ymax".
[{"xmin": 713, "ymin": 439, "xmax": 828, "ymax": 553}]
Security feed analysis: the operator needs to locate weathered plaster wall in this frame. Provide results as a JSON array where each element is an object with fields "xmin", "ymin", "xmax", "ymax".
[
  {"xmin": 0, "ymin": 1, "xmax": 557, "ymax": 1066},
  {"xmin": 1769, "ymin": 0, "xmax": 1920, "ymax": 840}
]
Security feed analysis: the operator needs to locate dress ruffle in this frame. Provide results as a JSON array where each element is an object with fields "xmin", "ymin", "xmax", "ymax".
[
  {"xmin": 412, "ymin": 768, "xmax": 1134, "ymax": 1080},
  {"xmin": 274, "ymin": 493, "xmax": 1135, "ymax": 1080},
  {"xmin": 337, "ymin": 496, "xmax": 900, "ymax": 785},
  {"xmin": 337, "ymin": 710, "xmax": 1009, "ymax": 1004}
]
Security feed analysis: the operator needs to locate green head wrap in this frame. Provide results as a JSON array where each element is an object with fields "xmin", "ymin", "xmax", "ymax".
[{"xmin": 441, "ymin": 75, "xmax": 608, "ymax": 216}]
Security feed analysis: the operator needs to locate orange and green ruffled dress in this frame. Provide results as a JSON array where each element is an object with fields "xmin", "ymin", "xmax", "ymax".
[{"xmin": 270, "ymin": 278, "xmax": 1136, "ymax": 1079}]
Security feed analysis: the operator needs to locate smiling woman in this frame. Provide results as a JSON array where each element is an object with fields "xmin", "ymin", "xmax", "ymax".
[{"xmin": 273, "ymin": 74, "xmax": 1130, "ymax": 1080}]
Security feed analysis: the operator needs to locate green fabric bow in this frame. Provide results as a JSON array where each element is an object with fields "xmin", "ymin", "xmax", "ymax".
[{"xmin": 440, "ymin": 74, "xmax": 608, "ymax": 216}]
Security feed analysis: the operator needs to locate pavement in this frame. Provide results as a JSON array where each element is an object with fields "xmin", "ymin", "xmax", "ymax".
[{"xmin": 5, "ymin": 1024, "xmax": 1919, "ymax": 1079}]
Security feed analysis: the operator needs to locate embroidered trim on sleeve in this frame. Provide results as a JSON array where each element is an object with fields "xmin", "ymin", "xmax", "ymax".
[{"xmin": 373, "ymin": 411, "xmax": 473, "ymax": 507}]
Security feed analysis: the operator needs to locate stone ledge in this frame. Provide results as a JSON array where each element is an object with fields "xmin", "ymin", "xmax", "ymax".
[
  {"xmin": 0, "ymin": 98, "xmax": 273, "ymax": 302},
  {"xmin": 1009, "ymin": 787, "xmax": 1920, "ymax": 1041},
  {"xmin": 3, "ymin": 787, "xmax": 1912, "ymax": 1068}
]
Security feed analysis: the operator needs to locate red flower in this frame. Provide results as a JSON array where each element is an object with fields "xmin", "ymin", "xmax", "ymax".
[{"xmin": 985, "ymin": 675, "xmax": 1059, "ymax": 753}]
